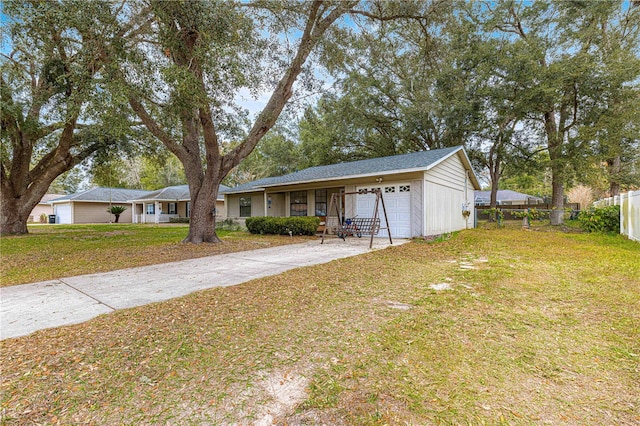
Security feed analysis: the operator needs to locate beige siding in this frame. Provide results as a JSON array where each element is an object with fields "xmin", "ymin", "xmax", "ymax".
[
  {"xmin": 410, "ymin": 179, "xmax": 423, "ymax": 237},
  {"xmin": 226, "ymin": 192, "xmax": 264, "ymax": 218},
  {"xmin": 29, "ymin": 204, "xmax": 54, "ymax": 223},
  {"xmin": 178, "ymin": 201, "xmax": 188, "ymax": 218},
  {"xmin": 344, "ymin": 185, "xmax": 356, "ymax": 218},
  {"xmin": 216, "ymin": 200, "xmax": 226, "ymax": 219},
  {"xmin": 74, "ymin": 202, "xmax": 133, "ymax": 224},
  {"xmin": 267, "ymin": 193, "xmax": 286, "ymax": 217},
  {"xmin": 424, "ymin": 153, "xmax": 475, "ymax": 235}
]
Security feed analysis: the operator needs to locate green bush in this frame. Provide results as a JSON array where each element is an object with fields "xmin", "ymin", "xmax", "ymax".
[
  {"xmin": 169, "ymin": 217, "xmax": 190, "ymax": 223},
  {"xmin": 578, "ymin": 205, "xmax": 620, "ymax": 233},
  {"xmin": 245, "ymin": 216, "xmax": 320, "ymax": 236},
  {"xmin": 217, "ymin": 218, "xmax": 244, "ymax": 231}
]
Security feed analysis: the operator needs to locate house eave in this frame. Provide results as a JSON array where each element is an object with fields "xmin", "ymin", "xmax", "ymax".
[
  {"xmin": 223, "ymin": 146, "xmax": 481, "ymax": 194},
  {"xmin": 224, "ymin": 168, "xmax": 435, "ymax": 195}
]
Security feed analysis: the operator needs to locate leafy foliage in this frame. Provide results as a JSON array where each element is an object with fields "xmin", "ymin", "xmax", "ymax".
[
  {"xmin": 1, "ymin": 1, "xmax": 143, "ymax": 234},
  {"xmin": 168, "ymin": 217, "xmax": 190, "ymax": 224},
  {"xmin": 512, "ymin": 208, "xmax": 549, "ymax": 221},
  {"xmin": 245, "ymin": 216, "xmax": 320, "ymax": 236},
  {"xmin": 107, "ymin": 206, "xmax": 127, "ymax": 215},
  {"xmin": 578, "ymin": 205, "xmax": 621, "ymax": 234}
]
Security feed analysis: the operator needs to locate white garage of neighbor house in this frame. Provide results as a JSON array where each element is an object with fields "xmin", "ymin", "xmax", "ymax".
[
  {"xmin": 225, "ymin": 146, "xmax": 481, "ymax": 238},
  {"xmin": 49, "ymin": 188, "xmax": 153, "ymax": 224}
]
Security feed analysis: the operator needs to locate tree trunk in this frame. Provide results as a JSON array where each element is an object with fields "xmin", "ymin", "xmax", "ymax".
[
  {"xmin": 549, "ymin": 174, "xmax": 565, "ymax": 226},
  {"xmin": 545, "ymin": 113, "xmax": 565, "ymax": 226},
  {"xmin": 487, "ymin": 138, "xmax": 503, "ymax": 222},
  {"xmin": 607, "ymin": 156, "xmax": 621, "ymax": 196},
  {"xmin": 1, "ymin": 178, "xmax": 52, "ymax": 235},
  {"xmin": 0, "ymin": 196, "xmax": 30, "ymax": 235},
  {"xmin": 114, "ymin": 214, "xmax": 120, "ymax": 223},
  {"xmin": 183, "ymin": 179, "xmax": 221, "ymax": 244}
]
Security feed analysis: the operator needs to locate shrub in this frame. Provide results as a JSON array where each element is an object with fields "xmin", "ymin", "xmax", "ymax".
[
  {"xmin": 217, "ymin": 218, "xmax": 244, "ymax": 231},
  {"xmin": 567, "ymin": 184, "xmax": 594, "ymax": 210},
  {"xmin": 169, "ymin": 217, "xmax": 190, "ymax": 223},
  {"xmin": 578, "ymin": 205, "xmax": 620, "ymax": 233},
  {"xmin": 39, "ymin": 213, "xmax": 48, "ymax": 223},
  {"xmin": 245, "ymin": 216, "xmax": 320, "ymax": 236},
  {"xmin": 107, "ymin": 205, "xmax": 127, "ymax": 223}
]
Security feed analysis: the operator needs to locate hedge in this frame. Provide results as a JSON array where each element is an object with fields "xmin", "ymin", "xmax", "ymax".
[
  {"xmin": 169, "ymin": 217, "xmax": 190, "ymax": 223},
  {"xmin": 245, "ymin": 216, "xmax": 320, "ymax": 236},
  {"xmin": 577, "ymin": 205, "xmax": 620, "ymax": 233}
]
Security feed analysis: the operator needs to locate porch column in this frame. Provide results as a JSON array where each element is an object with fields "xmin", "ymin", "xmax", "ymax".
[
  {"xmin": 264, "ymin": 193, "xmax": 269, "ymax": 216},
  {"xmin": 155, "ymin": 201, "xmax": 160, "ymax": 224}
]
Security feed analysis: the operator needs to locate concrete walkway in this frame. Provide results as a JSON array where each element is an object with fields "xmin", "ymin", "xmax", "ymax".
[{"xmin": 1, "ymin": 238, "xmax": 406, "ymax": 340}]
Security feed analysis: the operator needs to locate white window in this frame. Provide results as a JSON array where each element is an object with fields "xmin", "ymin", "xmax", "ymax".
[
  {"xmin": 168, "ymin": 202, "xmax": 177, "ymax": 215},
  {"xmin": 385, "ymin": 186, "xmax": 395, "ymax": 193},
  {"xmin": 399, "ymin": 185, "xmax": 410, "ymax": 193},
  {"xmin": 146, "ymin": 204, "xmax": 155, "ymax": 214}
]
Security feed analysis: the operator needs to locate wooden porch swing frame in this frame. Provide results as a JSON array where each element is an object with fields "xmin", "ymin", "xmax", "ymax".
[{"xmin": 321, "ymin": 188, "xmax": 393, "ymax": 249}]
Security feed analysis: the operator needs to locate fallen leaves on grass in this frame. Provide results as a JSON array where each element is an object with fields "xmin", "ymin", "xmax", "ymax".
[{"xmin": 1, "ymin": 229, "xmax": 639, "ymax": 425}]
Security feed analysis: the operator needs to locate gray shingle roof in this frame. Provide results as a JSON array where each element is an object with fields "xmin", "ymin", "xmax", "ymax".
[
  {"xmin": 39, "ymin": 194, "xmax": 65, "ymax": 204},
  {"xmin": 50, "ymin": 187, "xmax": 153, "ymax": 203},
  {"xmin": 129, "ymin": 184, "xmax": 230, "ymax": 201},
  {"xmin": 51, "ymin": 184, "xmax": 231, "ymax": 204},
  {"xmin": 226, "ymin": 146, "xmax": 466, "ymax": 193}
]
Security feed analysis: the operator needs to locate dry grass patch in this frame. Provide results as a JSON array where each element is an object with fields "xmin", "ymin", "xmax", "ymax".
[{"xmin": 1, "ymin": 228, "xmax": 639, "ymax": 424}]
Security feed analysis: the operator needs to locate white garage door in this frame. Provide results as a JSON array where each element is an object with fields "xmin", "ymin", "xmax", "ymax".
[
  {"xmin": 356, "ymin": 184, "xmax": 411, "ymax": 238},
  {"xmin": 54, "ymin": 204, "xmax": 72, "ymax": 224}
]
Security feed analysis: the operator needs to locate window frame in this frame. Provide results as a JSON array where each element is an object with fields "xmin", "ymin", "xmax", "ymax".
[
  {"xmin": 315, "ymin": 189, "xmax": 327, "ymax": 216},
  {"xmin": 239, "ymin": 196, "xmax": 252, "ymax": 217},
  {"xmin": 290, "ymin": 191, "xmax": 308, "ymax": 216}
]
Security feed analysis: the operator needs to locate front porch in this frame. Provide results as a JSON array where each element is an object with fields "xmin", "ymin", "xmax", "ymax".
[{"xmin": 131, "ymin": 200, "xmax": 186, "ymax": 224}]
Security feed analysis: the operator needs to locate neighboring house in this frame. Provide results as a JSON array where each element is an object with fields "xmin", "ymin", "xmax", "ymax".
[
  {"xmin": 474, "ymin": 190, "xmax": 543, "ymax": 206},
  {"xmin": 129, "ymin": 184, "xmax": 229, "ymax": 224},
  {"xmin": 49, "ymin": 188, "xmax": 154, "ymax": 224},
  {"xmin": 225, "ymin": 146, "xmax": 480, "ymax": 238},
  {"xmin": 29, "ymin": 194, "xmax": 64, "ymax": 223}
]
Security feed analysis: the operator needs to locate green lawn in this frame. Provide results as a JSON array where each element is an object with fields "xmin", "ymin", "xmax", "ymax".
[
  {"xmin": 0, "ymin": 224, "xmax": 311, "ymax": 286},
  {"xmin": 1, "ymin": 227, "xmax": 639, "ymax": 424}
]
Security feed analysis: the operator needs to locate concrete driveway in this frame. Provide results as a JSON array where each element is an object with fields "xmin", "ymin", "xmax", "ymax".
[{"xmin": 1, "ymin": 237, "xmax": 407, "ymax": 340}]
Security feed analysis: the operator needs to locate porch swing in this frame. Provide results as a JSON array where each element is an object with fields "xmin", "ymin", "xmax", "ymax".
[{"xmin": 320, "ymin": 188, "xmax": 393, "ymax": 249}]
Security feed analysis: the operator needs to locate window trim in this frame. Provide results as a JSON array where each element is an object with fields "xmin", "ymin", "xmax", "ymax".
[
  {"xmin": 239, "ymin": 196, "xmax": 252, "ymax": 217},
  {"xmin": 290, "ymin": 190, "xmax": 308, "ymax": 216},
  {"xmin": 315, "ymin": 189, "xmax": 327, "ymax": 216}
]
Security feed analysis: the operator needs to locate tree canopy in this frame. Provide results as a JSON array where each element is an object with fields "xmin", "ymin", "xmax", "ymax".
[{"xmin": 2, "ymin": 0, "xmax": 637, "ymax": 236}]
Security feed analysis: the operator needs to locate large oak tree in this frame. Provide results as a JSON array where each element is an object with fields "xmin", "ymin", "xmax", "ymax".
[
  {"xmin": 116, "ymin": 0, "xmax": 442, "ymax": 244},
  {"xmin": 1, "ymin": 0, "xmax": 140, "ymax": 235}
]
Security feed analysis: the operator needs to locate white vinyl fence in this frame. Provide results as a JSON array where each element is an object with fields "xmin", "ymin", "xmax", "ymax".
[{"xmin": 594, "ymin": 190, "xmax": 640, "ymax": 242}]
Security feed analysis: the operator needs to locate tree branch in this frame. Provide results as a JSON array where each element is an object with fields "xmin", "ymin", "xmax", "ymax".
[
  {"xmin": 128, "ymin": 97, "xmax": 184, "ymax": 157},
  {"xmin": 224, "ymin": 0, "xmax": 357, "ymax": 174}
]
